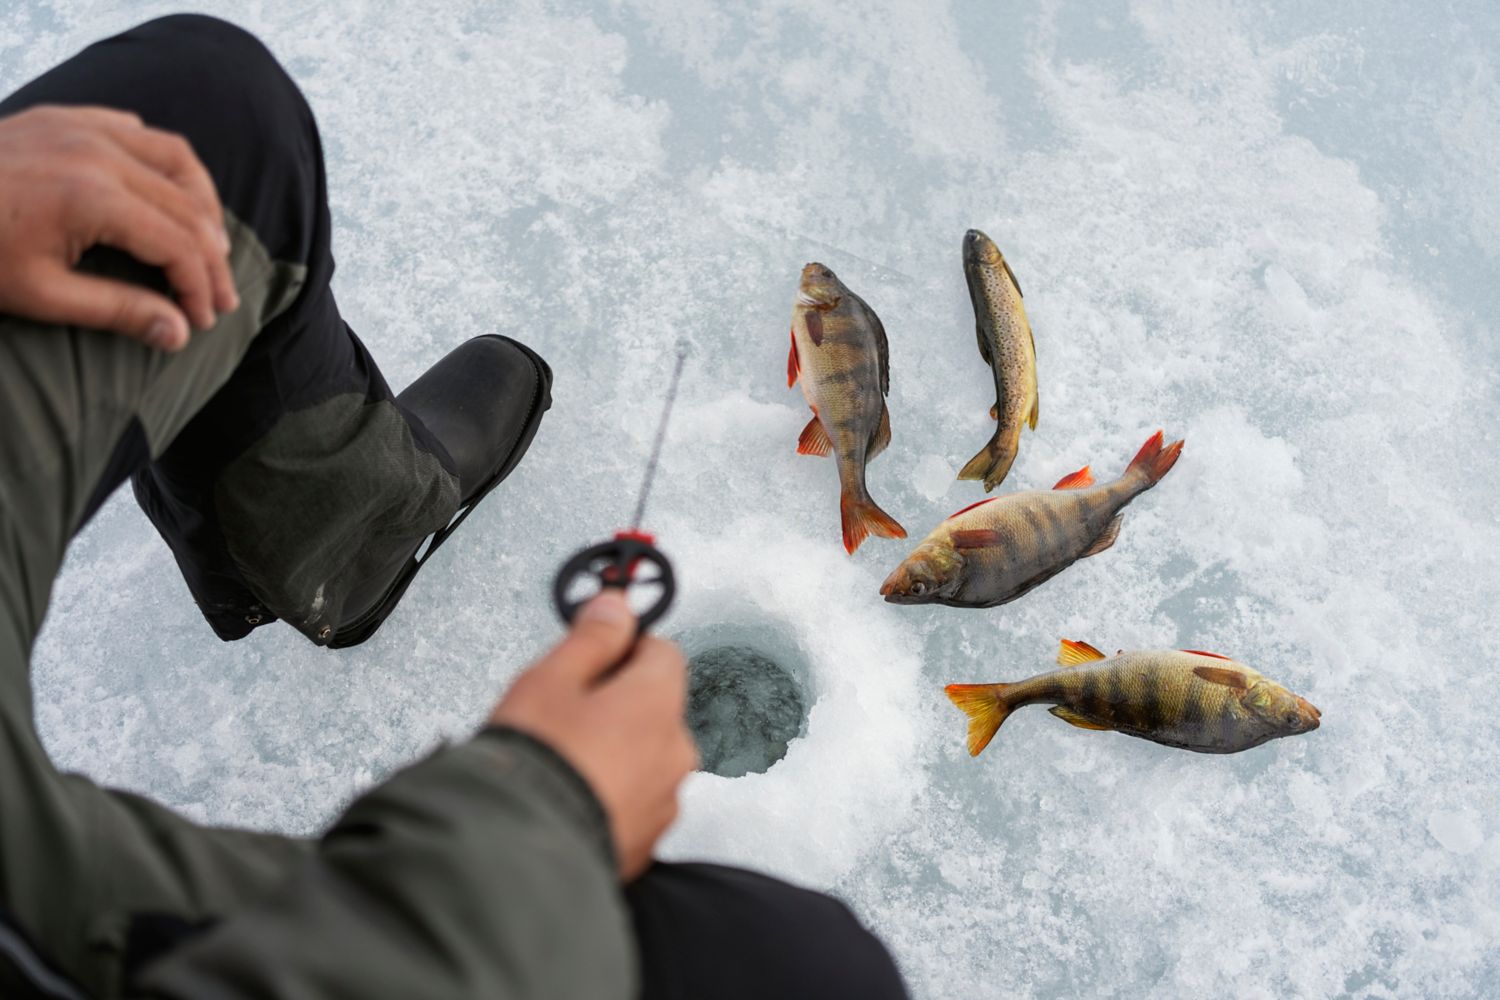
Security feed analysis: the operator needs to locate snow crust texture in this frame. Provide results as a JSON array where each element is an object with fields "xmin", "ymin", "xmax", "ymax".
[{"xmin": 4, "ymin": 1, "xmax": 1498, "ymax": 997}]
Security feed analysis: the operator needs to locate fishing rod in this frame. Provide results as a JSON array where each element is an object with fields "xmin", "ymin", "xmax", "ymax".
[{"xmin": 551, "ymin": 346, "xmax": 687, "ymax": 631}]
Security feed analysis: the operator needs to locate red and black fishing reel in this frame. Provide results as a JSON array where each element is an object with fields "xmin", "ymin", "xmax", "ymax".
[{"xmin": 552, "ymin": 529, "xmax": 676, "ymax": 631}]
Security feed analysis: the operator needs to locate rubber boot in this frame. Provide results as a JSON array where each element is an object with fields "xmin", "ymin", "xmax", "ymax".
[{"xmin": 328, "ymin": 335, "xmax": 553, "ymax": 648}]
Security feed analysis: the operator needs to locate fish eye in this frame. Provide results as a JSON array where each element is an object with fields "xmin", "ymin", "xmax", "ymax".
[
  {"xmin": 1284, "ymin": 712, "xmax": 1299, "ymax": 726},
  {"xmin": 911, "ymin": 581, "xmax": 927, "ymax": 595}
]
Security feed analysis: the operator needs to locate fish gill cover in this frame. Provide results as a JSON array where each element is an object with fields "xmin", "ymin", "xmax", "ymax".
[{"xmin": 6, "ymin": 0, "xmax": 1498, "ymax": 997}]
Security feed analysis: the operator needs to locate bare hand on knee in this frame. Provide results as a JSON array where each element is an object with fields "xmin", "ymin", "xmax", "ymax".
[
  {"xmin": 0, "ymin": 105, "xmax": 238, "ymax": 351},
  {"xmin": 490, "ymin": 592, "xmax": 698, "ymax": 881}
]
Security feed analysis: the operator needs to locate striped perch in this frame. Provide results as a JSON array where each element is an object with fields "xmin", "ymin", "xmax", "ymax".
[
  {"xmin": 788, "ymin": 262, "xmax": 905, "ymax": 554},
  {"xmin": 946, "ymin": 640, "xmax": 1321, "ymax": 755},
  {"xmin": 880, "ymin": 430, "xmax": 1183, "ymax": 608}
]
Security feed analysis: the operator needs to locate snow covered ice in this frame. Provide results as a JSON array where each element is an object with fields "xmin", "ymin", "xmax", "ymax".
[{"xmin": 5, "ymin": 0, "xmax": 1500, "ymax": 996}]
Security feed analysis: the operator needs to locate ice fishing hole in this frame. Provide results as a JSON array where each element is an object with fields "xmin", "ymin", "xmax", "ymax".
[{"xmin": 676, "ymin": 623, "xmax": 811, "ymax": 778}]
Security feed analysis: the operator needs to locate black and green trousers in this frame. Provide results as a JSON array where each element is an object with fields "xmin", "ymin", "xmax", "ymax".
[{"xmin": 0, "ymin": 15, "xmax": 907, "ymax": 1000}]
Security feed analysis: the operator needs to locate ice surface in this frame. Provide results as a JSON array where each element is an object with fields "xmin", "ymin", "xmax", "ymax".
[{"xmin": 4, "ymin": 0, "xmax": 1499, "ymax": 996}]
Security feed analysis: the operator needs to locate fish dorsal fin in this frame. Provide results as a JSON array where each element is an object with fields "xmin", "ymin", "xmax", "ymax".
[
  {"xmin": 856, "ymin": 293, "xmax": 890, "ymax": 396},
  {"xmin": 947, "ymin": 497, "xmax": 998, "ymax": 520},
  {"xmin": 1182, "ymin": 649, "xmax": 1232, "ymax": 660},
  {"xmin": 787, "ymin": 328, "xmax": 800, "ymax": 387},
  {"xmin": 1193, "ymin": 665, "xmax": 1249, "ymax": 690},
  {"xmin": 1053, "ymin": 465, "xmax": 1094, "ymax": 490},
  {"xmin": 1049, "ymin": 706, "xmax": 1110, "ymax": 730},
  {"xmin": 1080, "ymin": 514, "xmax": 1124, "ymax": 558},
  {"xmin": 950, "ymin": 528, "xmax": 1002, "ymax": 550},
  {"xmin": 1057, "ymin": 639, "xmax": 1106, "ymax": 666}
]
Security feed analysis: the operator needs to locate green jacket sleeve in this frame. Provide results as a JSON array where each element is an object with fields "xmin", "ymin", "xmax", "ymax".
[{"xmin": 132, "ymin": 727, "xmax": 635, "ymax": 1000}]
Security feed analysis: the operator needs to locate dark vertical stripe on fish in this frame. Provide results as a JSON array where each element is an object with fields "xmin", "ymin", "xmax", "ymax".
[
  {"xmin": 1039, "ymin": 503, "xmax": 1065, "ymax": 554},
  {"xmin": 1080, "ymin": 668, "xmax": 1104, "ymax": 722},
  {"xmin": 1099, "ymin": 669, "xmax": 1123, "ymax": 726},
  {"xmin": 1021, "ymin": 506, "xmax": 1048, "ymax": 572},
  {"xmin": 1135, "ymin": 675, "xmax": 1164, "ymax": 733}
]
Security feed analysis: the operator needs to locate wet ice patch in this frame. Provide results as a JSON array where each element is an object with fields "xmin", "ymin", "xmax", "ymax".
[{"xmin": 1428, "ymin": 809, "xmax": 1484, "ymax": 856}]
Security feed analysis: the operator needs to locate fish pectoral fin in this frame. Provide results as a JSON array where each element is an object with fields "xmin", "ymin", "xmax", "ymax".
[
  {"xmin": 1053, "ymin": 465, "xmax": 1095, "ymax": 490},
  {"xmin": 950, "ymin": 528, "xmax": 1002, "ymax": 549},
  {"xmin": 975, "ymin": 323, "xmax": 994, "ymax": 366},
  {"xmin": 806, "ymin": 311, "xmax": 825, "ymax": 346},
  {"xmin": 867, "ymin": 406, "xmax": 892, "ymax": 460},
  {"xmin": 797, "ymin": 413, "xmax": 832, "ymax": 457},
  {"xmin": 1027, "ymin": 389, "xmax": 1039, "ymax": 430},
  {"xmin": 1049, "ymin": 706, "xmax": 1111, "ymax": 731},
  {"xmin": 1080, "ymin": 514, "xmax": 1124, "ymax": 557},
  {"xmin": 1056, "ymin": 639, "xmax": 1106, "ymax": 666},
  {"xmin": 1193, "ymin": 665, "xmax": 1250, "ymax": 691},
  {"xmin": 787, "ymin": 328, "xmax": 800, "ymax": 388}
]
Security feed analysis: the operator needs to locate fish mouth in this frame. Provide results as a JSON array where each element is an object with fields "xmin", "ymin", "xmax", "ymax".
[
  {"xmin": 1298, "ymin": 697, "xmax": 1321, "ymax": 730},
  {"xmin": 963, "ymin": 228, "xmax": 1001, "ymax": 264}
]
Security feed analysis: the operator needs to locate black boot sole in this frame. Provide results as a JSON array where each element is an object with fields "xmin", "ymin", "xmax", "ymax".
[{"xmin": 327, "ymin": 335, "xmax": 554, "ymax": 649}]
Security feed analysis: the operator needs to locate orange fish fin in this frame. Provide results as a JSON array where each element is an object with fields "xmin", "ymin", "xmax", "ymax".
[
  {"xmin": 840, "ymin": 493, "xmax": 905, "ymax": 554},
  {"xmin": 1049, "ymin": 706, "xmax": 1111, "ymax": 731},
  {"xmin": 797, "ymin": 414, "xmax": 832, "ymax": 457},
  {"xmin": 944, "ymin": 683, "xmax": 1012, "ymax": 756},
  {"xmin": 806, "ymin": 311, "xmax": 825, "ymax": 346},
  {"xmin": 989, "ymin": 403, "xmax": 998, "ymax": 420},
  {"xmin": 787, "ymin": 328, "xmax": 800, "ymax": 387},
  {"xmin": 1028, "ymin": 390, "xmax": 1038, "ymax": 430},
  {"xmin": 947, "ymin": 497, "xmax": 998, "ymax": 520},
  {"xmin": 1053, "ymin": 465, "xmax": 1095, "ymax": 490},
  {"xmin": 1193, "ymin": 665, "xmax": 1249, "ymax": 690},
  {"xmin": 1080, "ymin": 514, "xmax": 1123, "ymax": 558},
  {"xmin": 950, "ymin": 528, "xmax": 1001, "ymax": 549},
  {"xmin": 1126, "ymin": 429, "xmax": 1184, "ymax": 484},
  {"xmin": 1182, "ymin": 649, "xmax": 1232, "ymax": 660},
  {"xmin": 1056, "ymin": 639, "xmax": 1106, "ymax": 666}
]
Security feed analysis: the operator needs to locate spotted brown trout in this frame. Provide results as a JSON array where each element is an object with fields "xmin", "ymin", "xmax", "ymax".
[
  {"xmin": 957, "ymin": 229, "xmax": 1038, "ymax": 492},
  {"xmin": 788, "ymin": 262, "xmax": 906, "ymax": 554},
  {"xmin": 946, "ymin": 639, "xmax": 1321, "ymax": 755},
  {"xmin": 880, "ymin": 430, "xmax": 1183, "ymax": 607}
]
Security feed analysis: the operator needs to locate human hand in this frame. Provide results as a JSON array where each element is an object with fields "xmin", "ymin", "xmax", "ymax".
[
  {"xmin": 490, "ymin": 592, "xmax": 697, "ymax": 881},
  {"xmin": 0, "ymin": 104, "xmax": 238, "ymax": 351}
]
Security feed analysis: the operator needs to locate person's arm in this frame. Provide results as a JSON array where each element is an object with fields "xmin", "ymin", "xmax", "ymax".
[{"xmin": 132, "ymin": 592, "xmax": 696, "ymax": 998}]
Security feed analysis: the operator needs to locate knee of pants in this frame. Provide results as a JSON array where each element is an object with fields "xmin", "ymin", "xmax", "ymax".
[
  {"xmin": 627, "ymin": 863, "xmax": 908, "ymax": 1000},
  {"xmin": 16, "ymin": 13, "xmax": 330, "ymax": 270}
]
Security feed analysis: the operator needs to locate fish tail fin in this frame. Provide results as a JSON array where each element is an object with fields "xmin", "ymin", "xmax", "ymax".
[
  {"xmin": 1125, "ymin": 428, "xmax": 1184, "ymax": 486},
  {"xmin": 840, "ymin": 489, "xmax": 906, "ymax": 554},
  {"xmin": 957, "ymin": 426, "xmax": 1021, "ymax": 492},
  {"xmin": 944, "ymin": 683, "xmax": 1014, "ymax": 756}
]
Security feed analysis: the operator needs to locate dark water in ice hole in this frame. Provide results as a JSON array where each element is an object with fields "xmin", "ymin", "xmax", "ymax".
[{"xmin": 686, "ymin": 644, "xmax": 809, "ymax": 777}]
